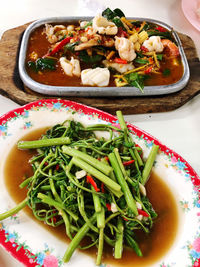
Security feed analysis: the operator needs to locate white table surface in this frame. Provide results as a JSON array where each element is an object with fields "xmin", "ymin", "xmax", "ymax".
[{"xmin": 0, "ymin": 0, "xmax": 200, "ymax": 266}]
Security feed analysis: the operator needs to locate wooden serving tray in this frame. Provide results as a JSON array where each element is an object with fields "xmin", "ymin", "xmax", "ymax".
[{"xmin": 0, "ymin": 22, "xmax": 200, "ymax": 115}]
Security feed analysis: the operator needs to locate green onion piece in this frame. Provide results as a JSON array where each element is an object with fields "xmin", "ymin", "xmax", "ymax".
[
  {"xmin": 62, "ymin": 146, "xmax": 112, "ymax": 176},
  {"xmin": 18, "ymin": 137, "xmax": 71, "ymax": 149},
  {"xmin": 114, "ymin": 217, "xmax": 124, "ymax": 259},
  {"xmin": 63, "ymin": 214, "xmax": 96, "ymax": 262},
  {"xmin": 71, "ymin": 156, "xmax": 121, "ymax": 192},
  {"xmin": 142, "ymin": 144, "xmax": 159, "ymax": 185}
]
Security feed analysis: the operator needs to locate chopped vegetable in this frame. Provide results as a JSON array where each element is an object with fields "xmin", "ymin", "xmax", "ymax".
[
  {"xmin": 163, "ymin": 68, "xmax": 171, "ymax": 76},
  {"xmin": 45, "ymin": 36, "xmax": 72, "ymax": 57},
  {"xmin": 27, "ymin": 57, "xmax": 57, "ymax": 72},
  {"xmin": 114, "ymin": 58, "xmax": 128, "ymax": 64},
  {"xmin": 125, "ymin": 72, "xmax": 146, "ymax": 92}
]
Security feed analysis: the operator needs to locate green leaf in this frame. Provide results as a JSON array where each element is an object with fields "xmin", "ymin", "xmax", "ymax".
[
  {"xmin": 125, "ymin": 233, "xmax": 143, "ymax": 257},
  {"xmin": 27, "ymin": 58, "xmax": 57, "ymax": 72},
  {"xmin": 147, "ymin": 30, "xmax": 173, "ymax": 40},
  {"xmin": 156, "ymin": 54, "xmax": 163, "ymax": 60},
  {"xmin": 125, "ymin": 72, "xmax": 146, "ymax": 93},
  {"xmin": 143, "ymin": 23, "xmax": 151, "ymax": 31},
  {"xmin": 163, "ymin": 68, "xmax": 171, "ymax": 76},
  {"xmin": 102, "ymin": 8, "xmax": 115, "ymax": 20},
  {"xmin": 134, "ymin": 58, "xmax": 149, "ymax": 64},
  {"xmin": 112, "ymin": 17, "xmax": 125, "ymax": 29},
  {"xmin": 83, "ymin": 21, "xmax": 92, "ymax": 29},
  {"xmin": 102, "ymin": 7, "xmax": 126, "ymax": 30},
  {"xmin": 136, "ymin": 51, "xmax": 144, "ymax": 58},
  {"xmin": 113, "ymin": 8, "xmax": 125, "ymax": 18},
  {"xmin": 131, "ymin": 21, "xmax": 142, "ymax": 27},
  {"xmin": 79, "ymin": 51, "xmax": 103, "ymax": 64},
  {"xmin": 64, "ymin": 41, "xmax": 79, "ymax": 52}
]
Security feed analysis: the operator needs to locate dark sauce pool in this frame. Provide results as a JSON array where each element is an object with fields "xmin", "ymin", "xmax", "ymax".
[{"xmin": 4, "ymin": 128, "xmax": 179, "ymax": 266}]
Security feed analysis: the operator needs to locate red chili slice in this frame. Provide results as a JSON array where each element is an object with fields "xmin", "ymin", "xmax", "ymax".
[
  {"xmin": 86, "ymin": 175, "xmax": 100, "ymax": 192},
  {"xmin": 44, "ymin": 36, "xmax": 72, "ymax": 57},
  {"xmin": 114, "ymin": 58, "xmax": 128, "ymax": 64},
  {"xmin": 141, "ymin": 46, "xmax": 149, "ymax": 52},
  {"xmin": 137, "ymin": 209, "xmax": 149, "ymax": 217},
  {"xmin": 101, "ymin": 183, "xmax": 105, "ymax": 193},
  {"xmin": 122, "ymin": 160, "xmax": 135, "ymax": 166},
  {"xmin": 106, "ymin": 203, "xmax": 111, "ymax": 211},
  {"xmin": 155, "ymin": 26, "xmax": 167, "ymax": 32},
  {"xmin": 144, "ymin": 66, "xmax": 153, "ymax": 74},
  {"xmin": 55, "ymin": 164, "xmax": 60, "ymax": 171}
]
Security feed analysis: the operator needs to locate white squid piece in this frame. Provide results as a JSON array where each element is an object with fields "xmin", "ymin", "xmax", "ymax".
[
  {"xmin": 115, "ymin": 37, "xmax": 136, "ymax": 61},
  {"xmin": 142, "ymin": 36, "xmax": 164, "ymax": 53},
  {"xmin": 102, "ymin": 59, "xmax": 134, "ymax": 74},
  {"xmin": 93, "ymin": 14, "xmax": 118, "ymax": 35},
  {"xmin": 81, "ymin": 67, "xmax": 110, "ymax": 87},
  {"xmin": 45, "ymin": 24, "xmax": 66, "ymax": 44},
  {"xmin": 59, "ymin": 57, "xmax": 81, "ymax": 77}
]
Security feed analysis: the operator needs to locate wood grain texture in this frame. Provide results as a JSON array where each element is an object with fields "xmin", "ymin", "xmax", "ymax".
[{"xmin": 0, "ymin": 23, "xmax": 199, "ymax": 115}]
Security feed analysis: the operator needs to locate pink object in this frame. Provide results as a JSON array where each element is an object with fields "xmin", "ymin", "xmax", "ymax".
[
  {"xmin": 193, "ymin": 237, "xmax": 200, "ymax": 252},
  {"xmin": 43, "ymin": 255, "xmax": 58, "ymax": 267},
  {"xmin": 182, "ymin": 0, "xmax": 200, "ymax": 31}
]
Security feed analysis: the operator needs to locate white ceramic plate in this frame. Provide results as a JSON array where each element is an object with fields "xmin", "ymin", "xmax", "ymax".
[
  {"xmin": 0, "ymin": 99, "xmax": 199, "ymax": 267},
  {"xmin": 182, "ymin": 0, "xmax": 200, "ymax": 32}
]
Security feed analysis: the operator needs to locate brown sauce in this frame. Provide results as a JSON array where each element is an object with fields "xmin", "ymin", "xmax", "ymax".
[
  {"xmin": 26, "ymin": 25, "xmax": 184, "ymax": 87},
  {"xmin": 4, "ymin": 129, "xmax": 178, "ymax": 266}
]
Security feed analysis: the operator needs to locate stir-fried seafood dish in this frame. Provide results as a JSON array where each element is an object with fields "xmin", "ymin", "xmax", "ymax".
[{"xmin": 26, "ymin": 8, "xmax": 183, "ymax": 92}]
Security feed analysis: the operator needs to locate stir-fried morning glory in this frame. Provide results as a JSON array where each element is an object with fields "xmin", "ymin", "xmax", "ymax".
[{"xmin": 0, "ymin": 111, "xmax": 159, "ymax": 265}]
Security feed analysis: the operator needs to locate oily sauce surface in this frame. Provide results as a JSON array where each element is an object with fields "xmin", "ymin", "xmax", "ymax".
[
  {"xmin": 26, "ymin": 25, "xmax": 184, "ymax": 87},
  {"xmin": 4, "ymin": 129, "xmax": 178, "ymax": 266}
]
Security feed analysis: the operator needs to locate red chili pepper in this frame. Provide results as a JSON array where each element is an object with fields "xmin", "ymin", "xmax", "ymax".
[
  {"xmin": 122, "ymin": 216, "xmax": 129, "ymax": 221},
  {"xmin": 101, "ymin": 183, "xmax": 105, "ymax": 193},
  {"xmin": 104, "ymin": 156, "xmax": 109, "ymax": 162},
  {"xmin": 135, "ymin": 144, "xmax": 143, "ymax": 158},
  {"xmin": 122, "ymin": 160, "xmax": 135, "ymax": 166},
  {"xmin": 106, "ymin": 203, "xmax": 111, "ymax": 211},
  {"xmin": 144, "ymin": 66, "xmax": 153, "ymax": 74},
  {"xmin": 155, "ymin": 26, "xmax": 167, "ymax": 32},
  {"xmin": 114, "ymin": 58, "xmax": 128, "ymax": 64},
  {"xmin": 117, "ymin": 27, "xmax": 128, "ymax": 37},
  {"xmin": 141, "ymin": 46, "xmax": 149, "ymax": 52},
  {"xmin": 86, "ymin": 175, "xmax": 100, "ymax": 192},
  {"xmin": 55, "ymin": 164, "xmax": 60, "ymax": 171},
  {"xmin": 44, "ymin": 161, "xmax": 49, "ymax": 166},
  {"xmin": 44, "ymin": 36, "xmax": 72, "ymax": 57},
  {"xmin": 137, "ymin": 209, "xmax": 149, "ymax": 217}
]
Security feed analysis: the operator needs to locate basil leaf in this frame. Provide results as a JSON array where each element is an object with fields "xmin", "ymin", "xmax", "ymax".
[
  {"xmin": 64, "ymin": 41, "xmax": 79, "ymax": 52},
  {"xmin": 143, "ymin": 23, "xmax": 151, "ymax": 31},
  {"xmin": 112, "ymin": 17, "xmax": 125, "ymax": 29},
  {"xmin": 113, "ymin": 8, "xmax": 125, "ymax": 18},
  {"xmin": 79, "ymin": 51, "xmax": 103, "ymax": 64},
  {"xmin": 147, "ymin": 30, "xmax": 173, "ymax": 40},
  {"xmin": 131, "ymin": 21, "xmax": 142, "ymax": 27},
  {"xmin": 156, "ymin": 54, "xmax": 163, "ymax": 61},
  {"xmin": 125, "ymin": 72, "xmax": 146, "ymax": 93},
  {"xmin": 102, "ymin": 8, "xmax": 115, "ymax": 20},
  {"xmin": 136, "ymin": 51, "xmax": 144, "ymax": 58},
  {"xmin": 134, "ymin": 58, "xmax": 149, "ymax": 64},
  {"xmin": 27, "ymin": 58, "xmax": 56, "ymax": 72},
  {"xmin": 163, "ymin": 68, "xmax": 171, "ymax": 76}
]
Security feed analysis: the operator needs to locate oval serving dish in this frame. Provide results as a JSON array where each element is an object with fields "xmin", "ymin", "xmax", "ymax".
[
  {"xmin": 0, "ymin": 99, "xmax": 199, "ymax": 267},
  {"xmin": 18, "ymin": 17, "xmax": 190, "ymax": 97}
]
